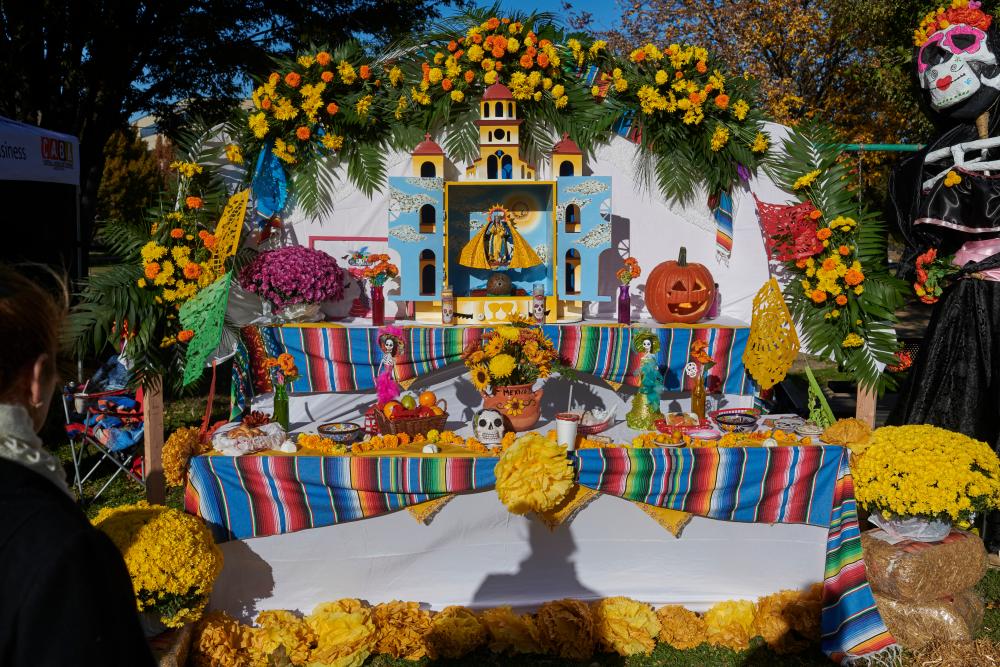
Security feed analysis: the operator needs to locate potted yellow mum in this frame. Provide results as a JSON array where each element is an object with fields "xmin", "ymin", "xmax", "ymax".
[
  {"xmin": 852, "ymin": 425, "xmax": 1000, "ymax": 541},
  {"xmin": 461, "ymin": 322, "xmax": 569, "ymax": 430}
]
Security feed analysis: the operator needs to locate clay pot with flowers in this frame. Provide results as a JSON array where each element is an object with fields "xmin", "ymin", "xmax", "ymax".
[
  {"xmin": 462, "ymin": 323, "xmax": 569, "ymax": 431},
  {"xmin": 239, "ymin": 246, "xmax": 345, "ymax": 322}
]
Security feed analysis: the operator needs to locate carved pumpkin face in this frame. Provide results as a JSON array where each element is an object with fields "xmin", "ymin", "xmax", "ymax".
[{"xmin": 646, "ymin": 247, "xmax": 717, "ymax": 324}]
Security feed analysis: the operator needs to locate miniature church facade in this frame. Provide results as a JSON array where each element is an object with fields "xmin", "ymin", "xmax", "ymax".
[{"xmin": 389, "ymin": 83, "xmax": 611, "ymax": 325}]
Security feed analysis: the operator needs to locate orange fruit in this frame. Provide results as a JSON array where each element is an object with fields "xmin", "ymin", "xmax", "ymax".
[
  {"xmin": 382, "ymin": 401, "xmax": 401, "ymax": 419},
  {"xmin": 418, "ymin": 391, "xmax": 437, "ymax": 408}
]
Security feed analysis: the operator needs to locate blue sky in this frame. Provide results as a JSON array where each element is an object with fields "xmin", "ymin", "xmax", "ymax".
[{"xmin": 449, "ymin": 0, "xmax": 623, "ymax": 33}]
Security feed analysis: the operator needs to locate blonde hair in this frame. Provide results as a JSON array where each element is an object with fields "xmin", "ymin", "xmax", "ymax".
[{"xmin": 0, "ymin": 264, "xmax": 68, "ymax": 400}]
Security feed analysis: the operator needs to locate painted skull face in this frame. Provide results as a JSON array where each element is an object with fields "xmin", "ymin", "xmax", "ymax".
[
  {"xmin": 918, "ymin": 24, "xmax": 1000, "ymax": 112},
  {"xmin": 442, "ymin": 304, "xmax": 454, "ymax": 322},
  {"xmin": 384, "ymin": 338, "xmax": 395, "ymax": 354},
  {"xmin": 532, "ymin": 302, "xmax": 545, "ymax": 319},
  {"xmin": 474, "ymin": 409, "xmax": 505, "ymax": 447},
  {"xmin": 642, "ymin": 339, "xmax": 653, "ymax": 353}
]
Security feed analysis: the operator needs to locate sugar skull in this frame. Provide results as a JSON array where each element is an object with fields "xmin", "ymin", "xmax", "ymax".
[
  {"xmin": 442, "ymin": 302, "xmax": 455, "ymax": 325},
  {"xmin": 531, "ymin": 299, "xmax": 546, "ymax": 322},
  {"xmin": 473, "ymin": 408, "xmax": 506, "ymax": 448},
  {"xmin": 916, "ymin": 9, "xmax": 1000, "ymax": 119}
]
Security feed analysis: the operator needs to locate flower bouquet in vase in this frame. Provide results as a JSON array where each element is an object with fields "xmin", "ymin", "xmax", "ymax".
[
  {"xmin": 853, "ymin": 425, "xmax": 1000, "ymax": 542},
  {"xmin": 266, "ymin": 353, "xmax": 299, "ymax": 430},
  {"xmin": 239, "ymin": 246, "xmax": 345, "ymax": 322},
  {"xmin": 359, "ymin": 254, "xmax": 398, "ymax": 326},
  {"xmin": 615, "ymin": 257, "xmax": 641, "ymax": 324},
  {"xmin": 463, "ymin": 322, "xmax": 568, "ymax": 431}
]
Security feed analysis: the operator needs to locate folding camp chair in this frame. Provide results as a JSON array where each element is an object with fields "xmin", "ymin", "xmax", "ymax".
[{"xmin": 62, "ymin": 355, "xmax": 146, "ymax": 502}]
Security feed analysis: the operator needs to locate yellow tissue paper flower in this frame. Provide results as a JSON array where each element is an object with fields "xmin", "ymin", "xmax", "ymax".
[
  {"xmin": 494, "ymin": 433, "xmax": 574, "ymax": 515},
  {"xmin": 592, "ymin": 597, "xmax": 662, "ymax": 656},
  {"xmin": 372, "ymin": 601, "xmax": 432, "ymax": 660},
  {"xmin": 250, "ymin": 610, "xmax": 316, "ymax": 666},
  {"xmin": 425, "ymin": 606, "xmax": 486, "ymax": 659},
  {"xmin": 656, "ymin": 605, "xmax": 708, "ymax": 650},
  {"xmin": 163, "ymin": 426, "xmax": 210, "ymax": 487},
  {"xmin": 92, "ymin": 502, "xmax": 223, "ymax": 628},
  {"xmin": 192, "ymin": 611, "xmax": 252, "ymax": 667},
  {"xmin": 536, "ymin": 599, "xmax": 595, "ymax": 661},
  {"xmin": 703, "ymin": 599, "xmax": 757, "ymax": 650},
  {"xmin": 306, "ymin": 599, "xmax": 375, "ymax": 667},
  {"xmin": 479, "ymin": 606, "xmax": 541, "ymax": 655},
  {"xmin": 753, "ymin": 585, "xmax": 823, "ymax": 654}
]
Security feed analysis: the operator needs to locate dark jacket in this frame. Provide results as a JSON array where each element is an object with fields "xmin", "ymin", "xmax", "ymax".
[{"xmin": 0, "ymin": 459, "xmax": 155, "ymax": 666}]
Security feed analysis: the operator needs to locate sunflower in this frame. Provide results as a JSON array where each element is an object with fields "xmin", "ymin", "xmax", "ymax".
[
  {"xmin": 470, "ymin": 364, "xmax": 492, "ymax": 392},
  {"xmin": 503, "ymin": 397, "xmax": 526, "ymax": 416},
  {"xmin": 497, "ymin": 326, "xmax": 520, "ymax": 341},
  {"xmin": 489, "ymin": 354, "xmax": 517, "ymax": 379},
  {"xmin": 484, "ymin": 336, "xmax": 505, "ymax": 357}
]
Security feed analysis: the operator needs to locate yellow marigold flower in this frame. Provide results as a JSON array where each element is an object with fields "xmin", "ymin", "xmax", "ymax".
[
  {"xmin": 428, "ymin": 67, "xmax": 443, "ymax": 84},
  {"xmin": 273, "ymin": 97, "xmax": 298, "ymax": 120},
  {"xmin": 355, "ymin": 94, "xmax": 373, "ymax": 118},
  {"xmin": 732, "ymin": 99, "xmax": 750, "ymax": 121},
  {"xmin": 751, "ymin": 132, "xmax": 769, "ymax": 153},
  {"xmin": 224, "ymin": 143, "xmax": 243, "ymax": 164},
  {"xmin": 451, "ymin": 89, "xmax": 465, "ymax": 102},
  {"xmin": 488, "ymin": 353, "xmax": 516, "ymax": 379},
  {"xmin": 614, "ymin": 77, "xmax": 628, "ymax": 93},
  {"xmin": 507, "ymin": 37, "xmax": 520, "ymax": 52},
  {"xmin": 943, "ymin": 170, "xmax": 962, "ymax": 187},
  {"xmin": 484, "ymin": 71, "xmax": 498, "ymax": 84},
  {"xmin": 389, "ymin": 65, "xmax": 403, "ymax": 87},
  {"xmin": 322, "ymin": 133, "xmax": 344, "ymax": 151},
  {"xmin": 710, "ymin": 125, "xmax": 730, "ymax": 152},
  {"xmin": 842, "ymin": 333, "xmax": 864, "ymax": 348},
  {"xmin": 338, "ymin": 60, "xmax": 357, "ymax": 84},
  {"xmin": 555, "ymin": 95, "xmax": 568, "ymax": 109},
  {"xmin": 655, "ymin": 69, "xmax": 669, "ymax": 85},
  {"xmin": 793, "ymin": 170, "xmax": 821, "ymax": 190},
  {"xmin": 467, "ymin": 44, "xmax": 484, "ymax": 62}
]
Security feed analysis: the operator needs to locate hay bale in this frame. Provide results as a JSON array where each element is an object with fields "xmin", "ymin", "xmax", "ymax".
[
  {"xmin": 873, "ymin": 589, "xmax": 984, "ymax": 650},
  {"xmin": 862, "ymin": 529, "xmax": 986, "ymax": 602}
]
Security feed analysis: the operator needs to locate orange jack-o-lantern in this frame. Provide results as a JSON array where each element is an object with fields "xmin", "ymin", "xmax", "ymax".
[{"xmin": 646, "ymin": 247, "xmax": 717, "ymax": 324}]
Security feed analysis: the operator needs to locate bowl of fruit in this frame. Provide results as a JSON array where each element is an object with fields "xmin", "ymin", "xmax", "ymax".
[{"xmin": 374, "ymin": 390, "xmax": 448, "ymax": 436}]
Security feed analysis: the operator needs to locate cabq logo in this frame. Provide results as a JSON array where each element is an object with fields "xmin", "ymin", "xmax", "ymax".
[{"xmin": 40, "ymin": 136, "xmax": 73, "ymax": 170}]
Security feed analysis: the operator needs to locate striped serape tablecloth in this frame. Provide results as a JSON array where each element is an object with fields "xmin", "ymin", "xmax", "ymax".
[
  {"xmin": 231, "ymin": 323, "xmax": 758, "ymax": 418},
  {"xmin": 186, "ymin": 445, "xmax": 896, "ymax": 663}
]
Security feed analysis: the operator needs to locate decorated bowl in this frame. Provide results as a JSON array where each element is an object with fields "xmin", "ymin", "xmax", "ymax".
[
  {"xmin": 317, "ymin": 422, "xmax": 363, "ymax": 444},
  {"xmin": 710, "ymin": 408, "xmax": 761, "ymax": 434}
]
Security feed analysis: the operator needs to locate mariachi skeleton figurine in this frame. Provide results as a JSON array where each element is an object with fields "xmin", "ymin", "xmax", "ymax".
[
  {"xmin": 890, "ymin": 0, "xmax": 1000, "ymax": 552},
  {"xmin": 473, "ymin": 408, "xmax": 506, "ymax": 449}
]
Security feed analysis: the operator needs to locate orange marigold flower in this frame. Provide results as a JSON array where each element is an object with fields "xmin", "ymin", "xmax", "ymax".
[
  {"xmin": 844, "ymin": 269, "xmax": 865, "ymax": 286},
  {"xmin": 526, "ymin": 46, "xmax": 537, "ymax": 57},
  {"xmin": 689, "ymin": 92, "xmax": 701, "ymax": 104},
  {"xmin": 795, "ymin": 258, "xmax": 808, "ymax": 269},
  {"xmin": 520, "ymin": 54, "xmax": 534, "ymax": 68},
  {"xmin": 359, "ymin": 65, "xmax": 371, "ymax": 80},
  {"xmin": 811, "ymin": 289, "xmax": 827, "ymax": 304},
  {"xmin": 816, "ymin": 228, "xmax": 832, "ymax": 240},
  {"xmin": 178, "ymin": 330, "xmax": 195, "ymax": 343},
  {"xmin": 632, "ymin": 50, "xmax": 646, "ymax": 62},
  {"xmin": 822, "ymin": 257, "xmax": 838, "ymax": 271},
  {"xmin": 202, "ymin": 234, "xmax": 217, "ymax": 250},
  {"xmin": 448, "ymin": 40, "xmax": 458, "ymax": 52},
  {"xmin": 539, "ymin": 39, "xmax": 552, "ymax": 48},
  {"xmin": 296, "ymin": 126, "xmax": 311, "ymax": 140},
  {"xmin": 284, "ymin": 72, "xmax": 301, "ymax": 88},
  {"xmin": 675, "ymin": 70, "xmax": 684, "ymax": 79},
  {"xmin": 537, "ymin": 53, "xmax": 550, "ymax": 68},
  {"xmin": 261, "ymin": 97, "xmax": 272, "ymax": 110},
  {"xmin": 321, "ymin": 70, "xmax": 334, "ymax": 83},
  {"xmin": 492, "ymin": 45, "xmax": 505, "ymax": 58},
  {"xmin": 696, "ymin": 61, "xmax": 708, "ymax": 73},
  {"xmin": 836, "ymin": 294, "xmax": 848, "ymax": 306},
  {"xmin": 183, "ymin": 263, "xmax": 202, "ymax": 279},
  {"xmin": 145, "ymin": 262, "xmax": 161, "ymax": 279},
  {"xmin": 838, "ymin": 245, "xmax": 851, "ymax": 256},
  {"xmin": 454, "ymin": 49, "xmax": 464, "ymax": 59},
  {"xmin": 714, "ymin": 94, "xmax": 729, "ymax": 109},
  {"xmin": 185, "ymin": 196, "xmax": 203, "ymax": 209},
  {"xmin": 472, "ymin": 33, "xmax": 483, "ymax": 44},
  {"xmin": 316, "ymin": 51, "xmax": 332, "ymax": 66},
  {"xmin": 442, "ymin": 78, "xmax": 453, "ymax": 91},
  {"xmin": 486, "ymin": 17, "xmax": 500, "ymax": 30},
  {"xmin": 170, "ymin": 228, "xmax": 184, "ymax": 239},
  {"xmin": 464, "ymin": 70, "xmax": 475, "ymax": 83},
  {"xmin": 326, "ymin": 102, "xmax": 339, "ymax": 115},
  {"xmin": 809, "ymin": 209, "xmax": 822, "ymax": 220}
]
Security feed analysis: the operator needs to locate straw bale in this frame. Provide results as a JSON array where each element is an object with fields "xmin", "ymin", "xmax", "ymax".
[
  {"xmin": 862, "ymin": 529, "xmax": 986, "ymax": 602},
  {"xmin": 873, "ymin": 589, "xmax": 984, "ymax": 650}
]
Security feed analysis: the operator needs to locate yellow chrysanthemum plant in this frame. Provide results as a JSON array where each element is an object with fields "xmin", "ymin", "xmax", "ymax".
[
  {"xmin": 597, "ymin": 41, "xmax": 768, "ymax": 202},
  {"xmin": 461, "ymin": 322, "xmax": 566, "ymax": 392},
  {"xmin": 853, "ymin": 425, "xmax": 1000, "ymax": 527},
  {"xmin": 764, "ymin": 123, "xmax": 905, "ymax": 392},
  {"xmin": 92, "ymin": 502, "xmax": 223, "ymax": 628}
]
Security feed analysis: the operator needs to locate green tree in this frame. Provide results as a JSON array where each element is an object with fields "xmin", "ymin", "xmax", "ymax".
[
  {"xmin": 0, "ymin": 0, "xmax": 465, "ymax": 277},
  {"xmin": 97, "ymin": 131, "xmax": 167, "ymax": 224}
]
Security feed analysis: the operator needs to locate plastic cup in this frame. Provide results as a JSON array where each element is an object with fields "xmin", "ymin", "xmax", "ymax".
[{"xmin": 556, "ymin": 413, "xmax": 581, "ymax": 451}]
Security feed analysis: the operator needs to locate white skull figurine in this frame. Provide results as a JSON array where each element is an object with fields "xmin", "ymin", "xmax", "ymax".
[
  {"xmin": 442, "ymin": 303, "xmax": 455, "ymax": 324},
  {"xmin": 473, "ymin": 409, "xmax": 505, "ymax": 448},
  {"xmin": 532, "ymin": 301, "xmax": 546, "ymax": 321},
  {"xmin": 918, "ymin": 24, "xmax": 1000, "ymax": 111}
]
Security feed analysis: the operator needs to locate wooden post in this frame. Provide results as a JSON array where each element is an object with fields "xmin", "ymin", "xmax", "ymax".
[
  {"xmin": 856, "ymin": 385, "xmax": 877, "ymax": 428},
  {"xmin": 143, "ymin": 376, "xmax": 166, "ymax": 503}
]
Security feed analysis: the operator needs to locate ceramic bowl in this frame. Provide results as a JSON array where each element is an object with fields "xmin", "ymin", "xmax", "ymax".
[
  {"xmin": 710, "ymin": 408, "xmax": 761, "ymax": 434},
  {"xmin": 317, "ymin": 422, "xmax": 362, "ymax": 444}
]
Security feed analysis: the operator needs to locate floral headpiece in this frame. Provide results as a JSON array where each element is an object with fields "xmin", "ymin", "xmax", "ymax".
[
  {"xmin": 631, "ymin": 329, "xmax": 660, "ymax": 355},
  {"xmin": 914, "ymin": 0, "xmax": 992, "ymax": 46},
  {"xmin": 378, "ymin": 325, "xmax": 405, "ymax": 353}
]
